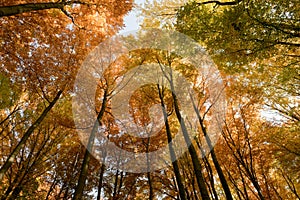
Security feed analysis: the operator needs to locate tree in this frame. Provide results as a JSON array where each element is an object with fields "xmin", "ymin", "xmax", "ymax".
[
  {"xmin": 175, "ymin": 0, "xmax": 299, "ymax": 137},
  {"xmin": 0, "ymin": 89, "xmax": 63, "ymax": 181},
  {"xmin": 0, "ymin": 0, "xmax": 133, "ymax": 198},
  {"xmin": 176, "ymin": 0, "xmax": 299, "ymax": 70},
  {"xmin": 2, "ymin": 0, "xmax": 299, "ymax": 199},
  {"xmin": 158, "ymin": 84, "xmax": 187, "ymax": 200}
]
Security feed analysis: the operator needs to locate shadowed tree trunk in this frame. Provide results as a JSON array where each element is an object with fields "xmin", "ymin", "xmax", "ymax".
[
  {"xmin": 146, "ymin": 136, "xmax": 154, "ymax": 200},
  {"xmin": 191, "ymin": 95, "xmax": 233, "ymax": 200},
  {"xmin": 169, "ymin": 80, "xmax": 210, "ymax": 199},
  {"xmin": 156, "ymin": 56, "xmax": 210, "ymax": 199},
  {"xmin": 73, "ymin": 89, "xmax": 108, "ymax": 200},
  {"xmin": 97, "ymin": 152, "xmax": 106, "ymax": 200},
  {"xmin": 158, "ymin": 84, "xmax": 187, "ymax": 200},
  {"xmin": 112, "ymin": 169, "xmax": 120, "ymax": 199}
]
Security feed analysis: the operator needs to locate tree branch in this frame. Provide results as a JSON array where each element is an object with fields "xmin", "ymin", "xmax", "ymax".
[
  {"xmin": 196, "ymin": 0, "xmax": 243, "ymax": 6},
  {"xmin": 0, "ymin": 1, "xmax": 97, "ymax": 18},
  {"xmin": 0, "ymin": 2, "xmax": 65, "ymax": 17}
]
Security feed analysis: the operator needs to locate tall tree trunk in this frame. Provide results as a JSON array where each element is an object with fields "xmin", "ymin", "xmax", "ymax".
[
  {"xmin": 146, "ymin": 135, "xmax": 154, "ymax": 200},
  {"xmin": 0, "ymin": 90, "xmax": 63, "ymax": 181},
  {"xmin": 97, "ymin": 153, "xmax": 106, "ymax": 200},
  {"xmin": 112, "ymin": 169, "xmax": 119, "ymax": 200},
  {"xmin": 147, "ymin": 171, "xmax": 154, "ymax": 200},
  {"xmin": 57, "ymin": 181, "xmax": 67, "ymax": 199},
  {"xmin": 45, "ymin": 176, "xmax": 58, "ymax": 200},
  {"xmin": 2, "ymin": 165, "xmax": 28, "ymax": 200},
  {"xmin": 0, "ymin": 105, "xmax": 19, "ymax": 128},
  {"xmin": 158, "ymin": 85, "xmax": 187, "ymax": 200},
  {"xmin": 248, "ymin": 172, "xmax": 264, "ymax": 200},
  {"xmin": 8, "ymin": 182, "xmax": 23, "ymax": 200},
  {"xmin": 192, "ymin": 177, "xmax": 199, "ymax": 200},
  {"xmin": 73, "ymin": 89, "xmax": 108, "ymax": 200},
  {"xmin": 169, "ymin": 80, "xmax": 210, "ymax": 200},
  {"xmin": 1, "ymin": 181, "xmax": 15, "ymax": 200},
  {"xmin": 191, "ymin": 96, "xmax": 233, "ymax": 200},
  {"xmin": 118, "ymin": 172, "xmax": 124, "ymax": 197},
  {"xmin": 200, "ymin": 146, "xmax": 219, "ymax": 200}
]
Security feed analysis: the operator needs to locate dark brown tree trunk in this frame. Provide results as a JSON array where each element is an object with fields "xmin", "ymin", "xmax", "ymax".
[
  {"xmin": 0, "ymin": 90, "xmax": 63, "ymax": 181},
  {"xmin": 169, "ymin": 82, "xmax": 210, "ymax": 200},
  {"xmin": 199, "ymin": 145, "xmax": 219, "ymax": 200},
  {"xmin": 147, "ymin": 171, "xmax": 154, "ymax": 200},
  {"xmin": 45, "ymin": 176, "xmax": 58, "ymax": 200},
  {"xmin": 238, "ymin": 164, "xmax": 250, "ymax": 200},
  {"xmin": 191, "ymin": 96, "xmax": 233, "ymax": 200},
  {"xmin": 0, "ymin": 1, "xmax": 80, "ymax": 17},
  {"xmin": 97, "ymin": 162, "xmax": 106, "ymax": 200},
  {"xmin": 192, "ymin": 178, "xmax": 199, "ymax": 200},
  {"xmin": 1, "ymin": 183, "xmax": 14, "ymax": 200},
  {"xmin": 112, "ymin": 169, "xmax": 119, "ymax": 199},
  {"xmin": 0, "ymin": 106, "xmax": 19, "ymax": 128},
  {"xmin": 2, "ymin": 165, "xmax": 27, "ymax": 200},
  {"xmin": 158, "ymin": 85, "xmax": 187, "ymax": 200},
  {"xmin": 145, "ymin": 135, "xmax": 154, "ymax": 200},
  {"xmin": 97, "ymin": 145, "xmax": 107, "ymax": 200},
  {"xmin": 73, "ymin": 89, "xmax": 108, "ymax": 200},
  {"xmin": 57, "ymin": 181, "xmax": 67, "ymax": 199},
  {"xmin": 8, "ymin": 183, "xmax": 23, "ymax": 200},
  {"xmin": 281, "ymin": 171, "xmax": 300, "ymax": 199},
  {"xmin": 210, "ymin": 149, "xmax": 233, "ymax": 200}
]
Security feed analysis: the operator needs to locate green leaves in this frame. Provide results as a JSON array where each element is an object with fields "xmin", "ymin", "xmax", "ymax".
[
  {"xmin": 0, "ymin": 73, "xmax": 20, "ymax": 109},
  {"xmin": 176, "ymin": 0, "xmax": 299, "ymax": 73}
]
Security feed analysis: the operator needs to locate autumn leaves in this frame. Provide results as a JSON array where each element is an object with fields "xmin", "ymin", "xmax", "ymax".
[{"xmin": 1, "ymin": 0, "xmax": 299, "ymax": 199}]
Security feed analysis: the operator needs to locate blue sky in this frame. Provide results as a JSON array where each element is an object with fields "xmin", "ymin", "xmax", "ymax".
[{"xmin": 119, "ymin": 0, "xmax": 148, "ymax": 34}]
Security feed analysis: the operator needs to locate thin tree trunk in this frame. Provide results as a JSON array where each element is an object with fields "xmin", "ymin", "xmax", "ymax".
[
  {"xmin": 1, "ymin": 181, "xmax": 15, "ymax": 200},
  {"xmin": 224, "ymin": 165, "xmax": 244, "ymax": 200},
  {"xmin": 0, "ymin": 90, "xmax": 63, "ymax": 181},
  {"xmin": 281, "ymin": 171, "xmax": 300, "ymax": 199},
  {"xmin": 192, "ymin": 177, "xmax": 199, "ymax": 200},
  {"xmin": 169, "ymin": 83, "xmax": 210, "ymax": 200},
  {"xmin": 3, "ymin": 165, "xmax": 28, "ymax": 200},
  {"xmin": 191, "ymin": 96, "xmax": 233, "ymax": 200},
  {"xmin": 147, "ymin": 171, "xmax": 154, "ymax": 200},
  {"xmin": 238, "ymin": 164, "xmax": 250, "ymax": 200},
  {"xmin": 0, "ymin": 105, "xmax": 19, "ymax": 128},
  {"xmin": 45, "ymin": 176, "xmax": 58, "ymax": 200},
  {"xmin": 146, "ymin": 135, "xmax": 154, "ymax": 200},
  {"xmin": 199, "ymin": 145, "xmax": 219, "ymax": 200},
  {"xmin": 158, "ymin": 85, "xmax": 187, "ymax": 200},
  {"xmin": 73, "ymin": 89, "xmax": 108, "ymax": 200},
  {"xmin": 57, "ymin": 181, "xmax": 67, "ymax": 199},
  {"xmin": 97, "ymin": 142, "xmax": 108, "ymax": 200},
  {"xmin": 210, "ymin": 149, "xmax": 233, "ymax": 200},
  {"xmin": 112, "ymin": 169, "xmax": 119, "ymax": 199},
  {"xmin": 97, "ymin": 161, "xmax": 106, "ymax": 200},
  {"xmin": 63, "ymin": 186, "xmax": 70, "ymax": 200},
  {"xmin": 157, "ymin": 59, "xmax": 210, "ymax": 199},
  {"xmin": 118, "ymin": 172, "xmax": 124, "ymax": 197}
]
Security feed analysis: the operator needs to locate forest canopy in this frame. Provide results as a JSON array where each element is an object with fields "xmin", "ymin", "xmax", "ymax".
[{"xmin": 0, "ymin": 0, "xmax": 299, "ymax": 199}]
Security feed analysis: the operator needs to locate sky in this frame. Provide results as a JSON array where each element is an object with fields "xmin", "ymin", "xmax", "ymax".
[{"xmin": 119, "ymin": 0, "xmax": 149, "ymax": 34}]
